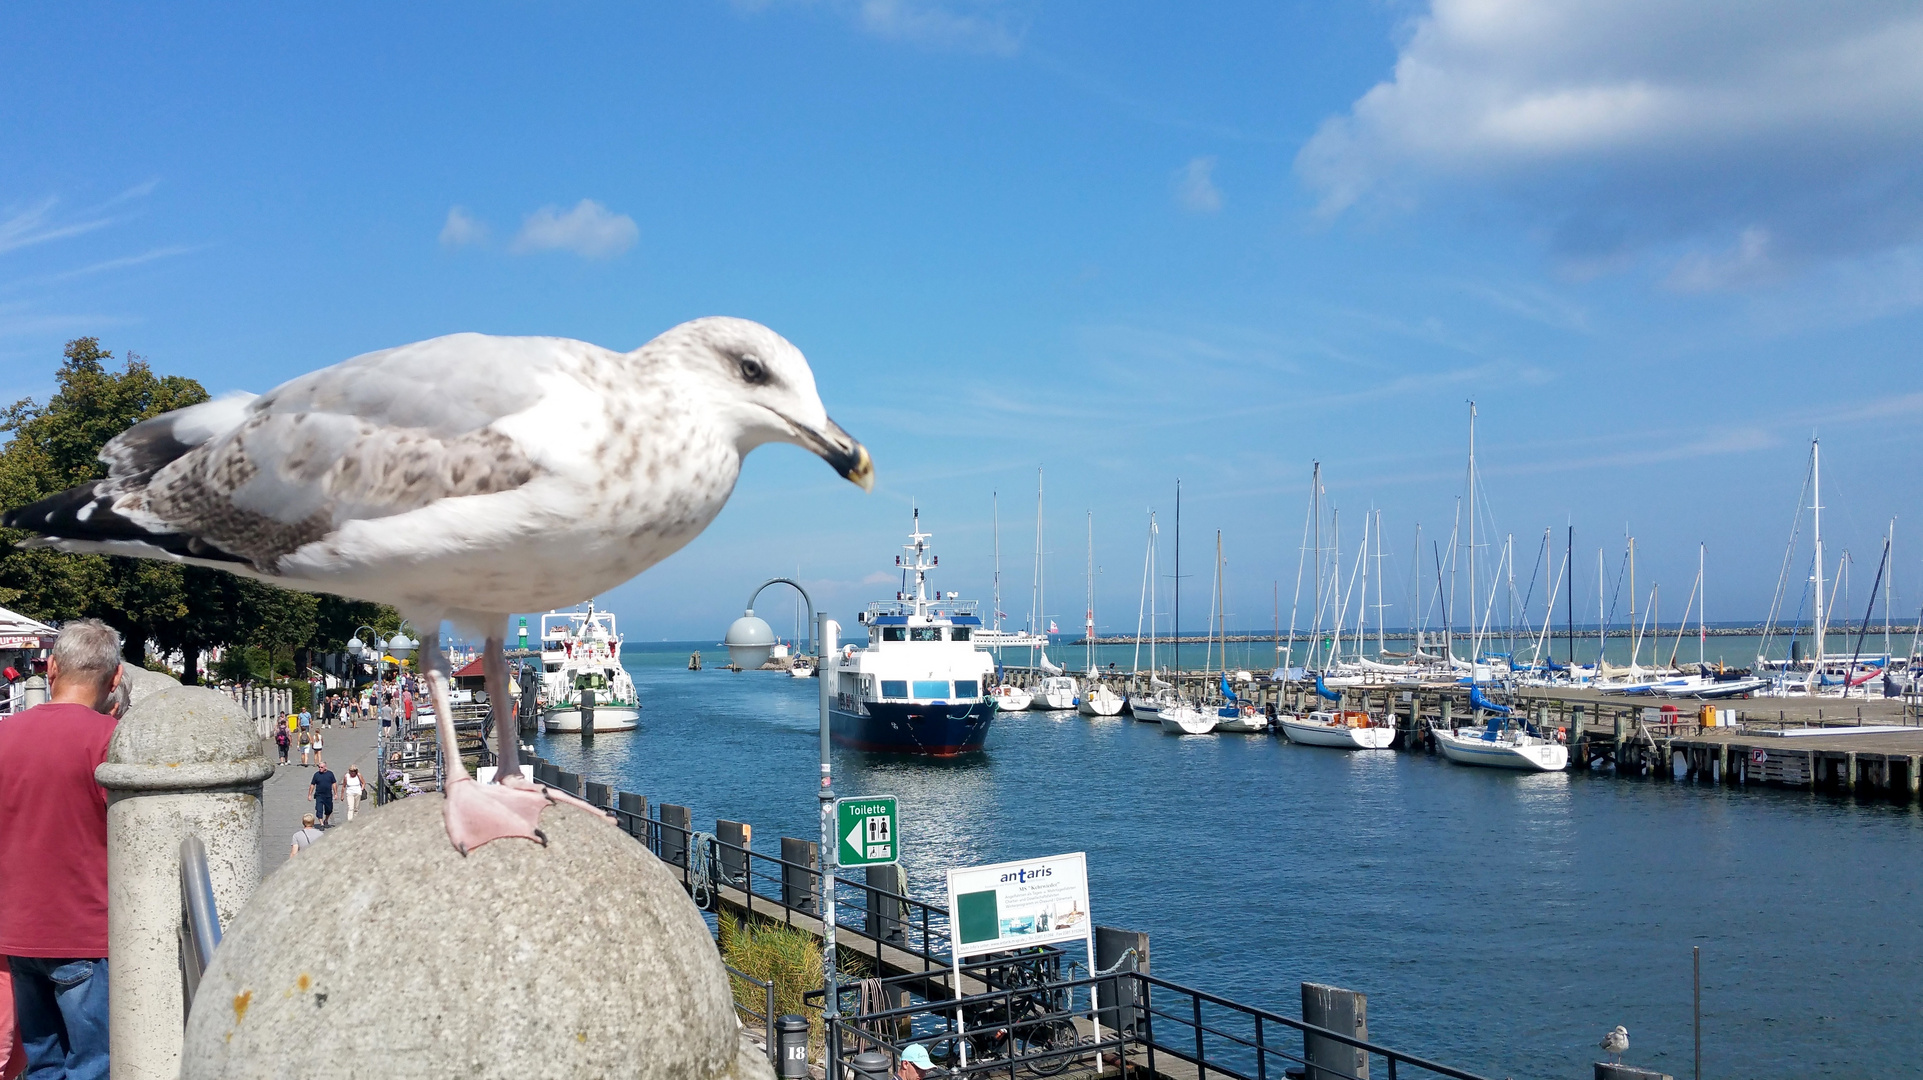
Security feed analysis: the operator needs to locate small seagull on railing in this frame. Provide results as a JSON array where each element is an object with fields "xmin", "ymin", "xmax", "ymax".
[
  {"xmin": 5, "ymin": 316, "xmax": 873, "ymax": 853},
  {"xmin": 1600, "ymin": 1025, "xmax": 1629, "ymax": 1065}
]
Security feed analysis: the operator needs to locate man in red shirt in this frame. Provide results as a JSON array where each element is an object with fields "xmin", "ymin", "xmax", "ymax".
[{"xmin": 0, "ymin": 619, "xmax": 122, "ymax": 1080}]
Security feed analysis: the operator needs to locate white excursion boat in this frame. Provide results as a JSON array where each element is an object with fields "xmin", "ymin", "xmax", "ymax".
[
  {"xmin": 539, "ymin": 605, "xmax": 640, "ymax": 732},
  {"xmin": 1278, "ymin": 710, "xmax": 1395, "ymax": 749},
  {"xmin": 1159, "ymin": 702, "xmax": 1218, "ymax": 735},
  {"xmin": 831, "ymin": 511, "xmax": 997, "ymax": 755}
]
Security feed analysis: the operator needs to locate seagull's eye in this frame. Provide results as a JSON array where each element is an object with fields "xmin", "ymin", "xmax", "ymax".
[{"xmin": 737, "ymin": 356, "xmax": 769, "ymax": 385}]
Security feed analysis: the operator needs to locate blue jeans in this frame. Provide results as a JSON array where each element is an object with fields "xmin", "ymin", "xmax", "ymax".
[{"xmin": 7, "ymin": 956, "xmax": 109, "ymax": 1080}]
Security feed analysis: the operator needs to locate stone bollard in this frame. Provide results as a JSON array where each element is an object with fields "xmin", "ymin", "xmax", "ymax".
[
  {"xmin": 96, "ymin": 683, "xmax": 271, "ymax": 1080},
  {"xmin": 181, "ymin": 796, "xmax": 774, "ymax": 1080}
]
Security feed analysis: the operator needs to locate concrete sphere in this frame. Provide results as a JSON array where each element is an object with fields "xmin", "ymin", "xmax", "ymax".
[{"xmin": 182, "ymin": 795, "xmax": 770, "ymax": 1080}]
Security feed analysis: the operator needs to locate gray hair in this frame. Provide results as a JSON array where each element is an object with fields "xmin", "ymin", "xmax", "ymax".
[{"xmin": 51, "ymin": 618, "xmax": 123, "ymax": 688}]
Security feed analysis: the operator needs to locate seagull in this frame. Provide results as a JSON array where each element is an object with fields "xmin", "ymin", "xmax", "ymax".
[
  {"xmin": 4, "ymin": 316, "xmax": 873, "ymax": 852},
  {"xmin": 1600, "ymin": 1025, "xmax": 1628, "ymax": 1064}
]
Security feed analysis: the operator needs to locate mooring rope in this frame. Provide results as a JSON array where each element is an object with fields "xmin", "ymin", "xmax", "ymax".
[{"xmin": 688, "ymin": 830, "xmax": 719, "ymax": 909}]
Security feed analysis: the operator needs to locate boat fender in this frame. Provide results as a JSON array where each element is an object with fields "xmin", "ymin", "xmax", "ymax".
[{"xmin": 843, "ymin": 644, "xmax": 858, "ymax": 660}]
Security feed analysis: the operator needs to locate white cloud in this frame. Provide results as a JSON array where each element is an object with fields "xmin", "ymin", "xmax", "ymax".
[
  {"xmin": 1174, "ymin": 157, "xmax": 1222, "ymax": 214},
  {"xmin": 1297, "ymin": 1, "xmax": 1923, "ymax": 280},
  {"xmin": 0, "ymin": 197, "xmax": 114, "ymax": 257},
  {"xmin": 509, "ymin": 200, "xmax": 638, "ymax": 259},
  {"xmin": 439, "ymin": 206, "xmax": 489, "ymax": 249}
]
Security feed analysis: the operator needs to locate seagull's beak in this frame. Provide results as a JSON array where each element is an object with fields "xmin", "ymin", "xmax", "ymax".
[{"xmin": 803, "ymin": 416, "xmax": 874, "ymax": 493}]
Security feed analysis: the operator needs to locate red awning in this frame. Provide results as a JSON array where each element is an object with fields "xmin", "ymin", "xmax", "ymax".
[{"xmin": 452, "ymin": 657, "xmax": 486, "ymax": 679}]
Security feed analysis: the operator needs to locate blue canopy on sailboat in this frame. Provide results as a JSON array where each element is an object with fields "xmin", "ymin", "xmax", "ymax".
[
  {"xmin": 1314, "ymin": 674, "xmax": 1341, "ymax": 702},
  {"xmin": 1468, "ymin": 684, "xmax": 1511, "ymax": 716},
  {"xmin": 1221, "ymin": 674, "xmax": 1237, "ymax": 703}
]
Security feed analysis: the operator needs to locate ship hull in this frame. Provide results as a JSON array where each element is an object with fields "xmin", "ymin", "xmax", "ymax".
[{"xmin": 830, "ymin": 701, "xmax": 995, "ymax": 756}]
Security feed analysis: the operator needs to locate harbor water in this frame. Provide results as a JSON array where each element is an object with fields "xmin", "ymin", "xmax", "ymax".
[{"xmin": 535, "ymin": 641, "xmax": 1923, "ymax": 1080}]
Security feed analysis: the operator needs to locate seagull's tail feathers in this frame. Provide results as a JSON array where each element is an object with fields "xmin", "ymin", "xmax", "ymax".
[{"xmin": 4, "ymin": 481, "xmax": 250, "ymax": 569}]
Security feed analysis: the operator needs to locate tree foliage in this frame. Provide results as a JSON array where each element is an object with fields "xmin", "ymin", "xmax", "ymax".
[{"xmin": 0, "ymin": 338, "xmax": 399, "ymax": 679}]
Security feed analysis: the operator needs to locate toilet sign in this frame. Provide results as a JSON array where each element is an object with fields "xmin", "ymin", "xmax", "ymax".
[{"xmin": 836, "ymin": 796, "xmax": 898, "ymax": 866}]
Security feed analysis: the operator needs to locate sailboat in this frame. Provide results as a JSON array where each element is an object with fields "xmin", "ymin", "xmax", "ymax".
[
  {"xmin": 1204, "ymin": 533, "xmax": 1266, "ymax": 732},
  {"xmin": 1157, "ymin": 481, "xmax": 1216, "ymax": 735},
  {"xmin": 1024, "ymin": 467, "xmax": 1078, "ymax": 710},
  {"xmin": 1130, "ymin": 510, "xmax": 1172, "ymax": 722},
  {"xmin": 1077, "ymin": 513, "xmax": 1125, "ymax": 717},
  {"xmin": 1431, "ymin": 404, "xmax": 1567, "ymax": 771},
  {"xmin": 985, "ymin": 492, "xmax": 1032, "ymax": 712}
]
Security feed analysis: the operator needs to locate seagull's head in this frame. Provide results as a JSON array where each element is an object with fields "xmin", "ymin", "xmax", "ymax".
[{"xmin": 656, "ymin": 316, "xmax": 874, "ymax": 492}]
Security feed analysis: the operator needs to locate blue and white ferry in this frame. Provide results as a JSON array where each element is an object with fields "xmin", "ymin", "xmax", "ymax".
[{"xmin": 829, "ymin": 513, "xmax": 997, "ymax": 756}]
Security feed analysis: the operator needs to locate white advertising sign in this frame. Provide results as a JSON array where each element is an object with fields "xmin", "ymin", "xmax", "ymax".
[{"xmin": 944, "ymin": 852, "xmax": 1091, "ymax": 959}]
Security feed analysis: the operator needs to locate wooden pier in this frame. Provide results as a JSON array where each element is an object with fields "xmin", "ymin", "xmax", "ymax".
[{"xmin": 996, "ymin": 665, "xmax": 1923, "ymax": 800}]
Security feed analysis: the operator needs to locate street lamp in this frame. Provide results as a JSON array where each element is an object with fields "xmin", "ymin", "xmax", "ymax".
[{"xmin": 725, "ymin": 578, "xmax": 815, "ymax": 671}]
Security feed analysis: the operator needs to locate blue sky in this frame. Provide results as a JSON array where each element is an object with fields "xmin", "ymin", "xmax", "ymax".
[{"xmin": 4, "ymin": 2, "xmax": 1921, "ymax": 640}]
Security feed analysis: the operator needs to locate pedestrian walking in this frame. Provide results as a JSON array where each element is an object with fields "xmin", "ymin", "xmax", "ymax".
[
  {"xmin": 290, "ymin": 814, "xmax": 323, "ymax": 856},
  {"xmin": 310, "ymin": 760, "xmax": 338, "ymax": 827},
  {"xmin": 310, "ymin": 728, "xmax": 323, "ymax": 761},
  {"xmin": 273, "ymin": 726, "xmax": 290, "ymax": 765},
  {"xmin": 0, "ymin": 619, "xmax": 123, "ymax": 1079},
  {"xmin": 344, "ymin": 766, "xmax": 365, "ymax": 821},
  {"xmin": 298, "ymin": 727, "xmax": 312, "ymax": 766}
]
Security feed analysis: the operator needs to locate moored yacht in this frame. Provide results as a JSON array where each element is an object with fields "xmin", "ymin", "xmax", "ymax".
[{"xmin": 830, "ymin": 513, "xmax": 996, "ymax": 756}]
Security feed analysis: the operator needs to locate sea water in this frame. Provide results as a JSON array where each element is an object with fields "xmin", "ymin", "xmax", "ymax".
[{"xmin": 533, "ymin": 642, "xmax": 1923, "ymax": 1080}]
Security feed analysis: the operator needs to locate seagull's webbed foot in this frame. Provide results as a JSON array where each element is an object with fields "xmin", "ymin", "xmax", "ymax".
[{"xmin": 443, "ymin": 775, "xmax": 550, "ymax": 854}]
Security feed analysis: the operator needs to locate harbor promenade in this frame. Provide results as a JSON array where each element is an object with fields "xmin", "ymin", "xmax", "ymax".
[{"xmin": 259, "ymin": 714, "xmax": 381, "ymax": 872}]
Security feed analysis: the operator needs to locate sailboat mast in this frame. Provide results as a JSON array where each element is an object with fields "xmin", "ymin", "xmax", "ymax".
[
  {"xmin": 1813, "ymin": 439, "xmax": 1825, "ymax": 672},
  {"xmin": 1886, "ymin": 518, "xmax": 1895, "ymax": 660},
  {"xmin": 992, "ymin": 492, "xmax": 1001, "ymax": 635},
  {"xmin": 1174, "ymin": 480, "xmax": 1182, "ymax": 678},
  {"xmin": 1566, "ymin": 526, "xmax": 1575, "ymax": 666},
  {"xmin": 1216, "ymin": 531, "xmax": 1225, "ymax": 676},
  {"xmin": 1700, "ymin": 542, "xmax": 1707, "ymax": 666},
  {"xmin": 1375, "ymin": 509, "xmax": 1386, "ymax": 659},
  {"xmin": 1597, "ymin": 547, "xmax": 1606, "ymax": 666},
  {"xmin": 1085, "ymin": 511, "xmax": 1094, "ymax": 676},
  {"xmin": 1467, "ymin": 401, "xmax": 1476, "ymax": 667},
  {"xmin": 1311, "ymin": 463, "xmax": 1322, "ymax": 671}
]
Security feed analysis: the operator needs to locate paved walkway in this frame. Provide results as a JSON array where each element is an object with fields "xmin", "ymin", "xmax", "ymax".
[{"xmin": 259, "ymin": 717, "xmax": 382, "ymax": 874}]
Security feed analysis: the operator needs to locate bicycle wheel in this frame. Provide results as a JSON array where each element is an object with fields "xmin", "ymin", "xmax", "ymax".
[{"xmin": 1017, "ymin": 1018, "xmax": 1079, "ymax": 1077}]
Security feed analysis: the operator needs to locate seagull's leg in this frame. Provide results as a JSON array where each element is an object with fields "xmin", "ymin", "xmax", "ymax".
[
  {"xmin": 426, "ymin": 625, "xmax": 548, "ymax": 853},
  {"xmin": 482, "ymin": 635, "xmax": 523, "ymax": 783}
]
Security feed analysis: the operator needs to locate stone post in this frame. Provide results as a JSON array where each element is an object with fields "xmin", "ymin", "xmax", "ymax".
[{"xmin": 96, "ymin": 684, "xmax": 272, "ymax": 1080}]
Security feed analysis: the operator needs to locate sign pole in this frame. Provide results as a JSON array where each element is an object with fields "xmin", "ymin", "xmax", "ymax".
[{"xmin": 817, "ymin": 614, "xmax": 840, "ymax": 1062}]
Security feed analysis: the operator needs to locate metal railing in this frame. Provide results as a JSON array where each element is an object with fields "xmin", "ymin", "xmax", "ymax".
[
  {"xmin": 726, "ymin": 963, "xmax": 779, "ymax": 1062},
  {"xmin": 829, "ymin": 970, "xmax": 1495, "ymax": 1080},
  {"xmin": 178, "ymin": 834, "xmax": 221, "ymax": 1012}
]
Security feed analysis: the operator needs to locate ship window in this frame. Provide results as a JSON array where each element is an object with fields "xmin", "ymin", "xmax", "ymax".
[
  {"xmin": 913, "ymin": 680, "xmax": 948, "ymax": 698},
  {"xmin": 951, "ymin": 627, "xmax": 972, "ymax": 641},
  {"xmin": 881, "ymin": 627, "xmax": 907, "ymax": 642},
  {"xmin": 953, "ymin": 679, "xmax": 979, "ymax": 698},
  {"xmin": 880, "ymin": 680, "xmax": 908, "ymax": 699},
  {"xmin": 910, "ymin": 627, "xmax": 940, "ymax": 642},
  {"xmin": 574, "ymin": 673, "xmax": 608, "ymax": 690}
]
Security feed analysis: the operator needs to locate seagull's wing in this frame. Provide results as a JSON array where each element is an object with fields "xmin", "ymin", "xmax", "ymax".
[{"xmin": 7, "ymin": 333, "xmax": 588, "ymax": 572}]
